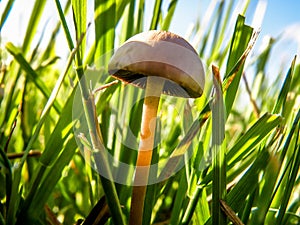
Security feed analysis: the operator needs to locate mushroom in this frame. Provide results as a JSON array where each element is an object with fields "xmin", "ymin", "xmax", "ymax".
[{"xmin": 108, "ymin": 30, "xmax": 205, "ymax": 225}]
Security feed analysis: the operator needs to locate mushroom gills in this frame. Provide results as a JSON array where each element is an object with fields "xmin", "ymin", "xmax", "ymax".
[{"xmin": 110, "ymin": 69, "xmax": 196, "ymax": 98}]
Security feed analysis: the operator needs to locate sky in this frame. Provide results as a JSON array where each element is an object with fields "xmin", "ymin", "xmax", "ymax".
[{"xmin": 1, "ymin": 0, "xmax": 300, "ymax": 79}]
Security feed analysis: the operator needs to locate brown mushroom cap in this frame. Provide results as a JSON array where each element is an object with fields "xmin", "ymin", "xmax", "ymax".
[{"xmin": 108, "ymin": 30, "xmax": 205, "ymax": 98}]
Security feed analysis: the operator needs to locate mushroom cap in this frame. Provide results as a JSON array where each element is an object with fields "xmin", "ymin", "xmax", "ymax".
[{"xmin": 108, "ymin": 30, "xmax": 205, "ymax": 98}]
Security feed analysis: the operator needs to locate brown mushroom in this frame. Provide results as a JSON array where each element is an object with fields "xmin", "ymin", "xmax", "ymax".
[{"xmin": 108, "ymin": 30, "xmax": 205, "ymax": 225}]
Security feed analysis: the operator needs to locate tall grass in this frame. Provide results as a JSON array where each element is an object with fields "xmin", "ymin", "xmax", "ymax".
[{"xmin": 0, "ymin": 0, "xmax": 299, "ymax": 225}]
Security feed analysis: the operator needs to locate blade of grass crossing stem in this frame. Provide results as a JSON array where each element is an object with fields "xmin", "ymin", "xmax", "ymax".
[
  {"xmin": 72, "ymin": 1, "xmax": 126, "ymax": 224},
  {"xmin": 158, "ymin": 103, "xmax": 211, "ymax": 183},
  {"xmin": 149, "ymin": 0, "xmax": 162, "ymax": 30},
  {"xmin": 158, "ymin": 119, "xmax": 201, "ymax": 182},
  {"xmin": 211, "ymin": 66, "xmax": 226, "ymax": 225},
  {"xmin": 224, "ymin": 15, "xmax": 253, "ymax": 115}
]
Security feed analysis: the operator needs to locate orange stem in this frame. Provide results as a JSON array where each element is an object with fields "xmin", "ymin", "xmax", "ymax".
[{"xmin": 129, "ymin": 76, "xmax": 163, "ymax": 225}]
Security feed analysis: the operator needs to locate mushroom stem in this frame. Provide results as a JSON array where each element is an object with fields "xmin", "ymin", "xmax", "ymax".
[{"xmin": 129, "ymin": 76, "xmax": 164, "ymax": 225}]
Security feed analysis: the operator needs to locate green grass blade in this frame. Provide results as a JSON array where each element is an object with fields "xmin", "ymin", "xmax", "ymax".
[
  {"xmin": 116, "ymin": 0, "xmax": 131, "ymax": 22},
  {"xmin": 94, "ymin": 0, "xmax": 116, "ymax": 64},
  {"xmin": 223, "ymin": 15, "xmax": 253, "ymax": 115},
  {"xmin": 71, "ymin": 0, "xmax": 87, "ymax": 56},
  {"xmin": 227, "ymin": 149, "xmax": 270, "ymax": 211},
  {"xmin": 149, "ymin": 0, "xmax": 162, "ymax": 30},
  {"xmin": 201, "ymin": 113, "xmax": 282, "ymax": 186},
  {"xmin": 211, "ymin": 67, "xmax": 226, "ymax": 225},
  {"xmin": 250, "ymin": 154, "xmax": 281, "ymax": 225},
  {"xmin": 272, "ymin": 56, "xmax": 296, "ymax": 114},
  {"xmin": 0, "ymin": 0, "xmax": 15, "ymax": 31},
  {"xmin": 161, "ymin": 0, "xmax": 178, "ymax": 30},
  {"xmin": 135, "ymin": 0, "xmax": 145, "ymax": 32},
  {"xmin": 22, "ymin": 0, "xmax": 46, "ymax": 54},
  {"xmin": 226, "ymin": 113, "xmax": 282, "ymax": 166},
  {"xmin": 54, "ymin": 0, "xmax": 74, "ymax": 50},
  {"xmin": 120, "ymin": 0, "xmax": 136, "ymax": 42}
]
